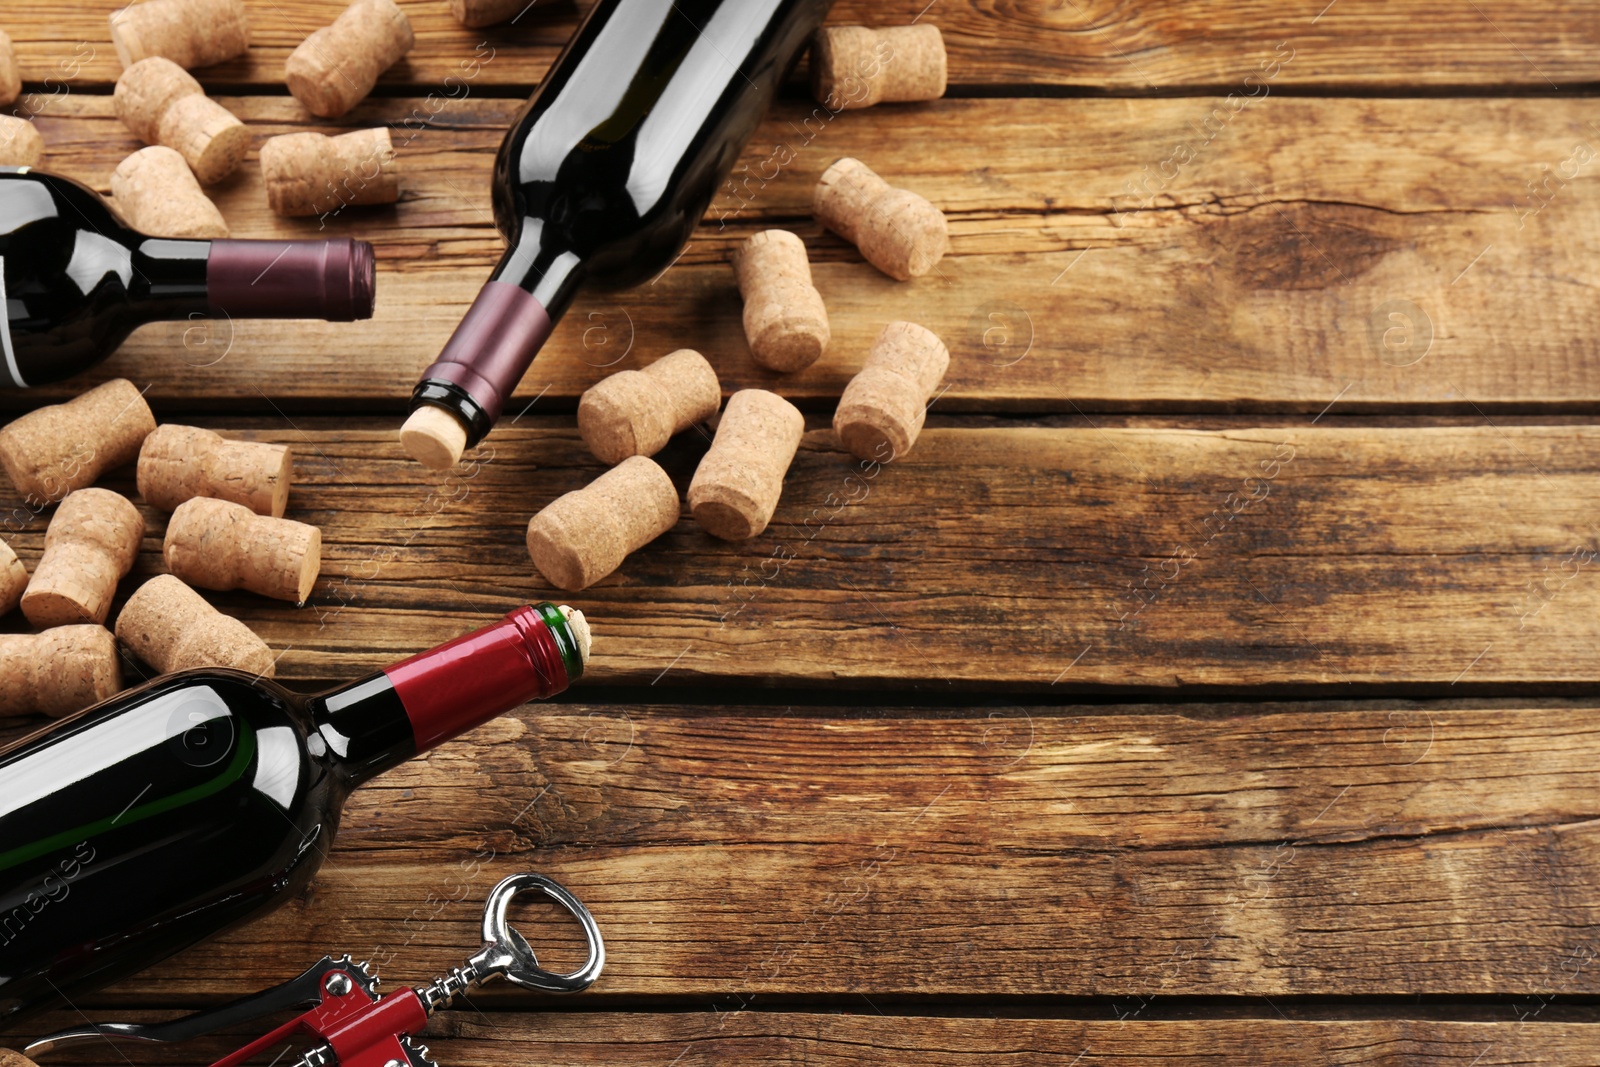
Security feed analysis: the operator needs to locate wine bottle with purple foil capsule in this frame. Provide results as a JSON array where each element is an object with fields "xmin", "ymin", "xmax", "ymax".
[
  {"xmin": 0, "ymin": 167, "xmax": 377, "ymax": 389},
  {"xmin": 399, "ymin": 0, "xmax": 835, "ymax": 470}
]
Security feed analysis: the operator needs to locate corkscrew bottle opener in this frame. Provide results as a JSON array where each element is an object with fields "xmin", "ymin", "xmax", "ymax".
[{"xmin": 25, "ymin": 872, "xmax": 604, "ymax": 1067}]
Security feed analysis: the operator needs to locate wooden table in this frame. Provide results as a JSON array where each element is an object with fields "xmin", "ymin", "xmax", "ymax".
[{"xmin": 6, "ymin": 1, "xmax": 1600, "ymax": 1063}]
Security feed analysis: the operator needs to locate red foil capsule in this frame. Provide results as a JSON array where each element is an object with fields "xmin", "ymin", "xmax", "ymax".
[{"xmin": 384, "ymin": 602, "xmax": 582, "ymax": 751}]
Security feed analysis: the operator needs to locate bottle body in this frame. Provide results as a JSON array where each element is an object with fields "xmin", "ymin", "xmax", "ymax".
[
  {"xmin": 0, "ymin": 167, "xmax": 377, "ymax": 388},
  {"xmin": 0, "ymin": 603, "xmax": 586, "ymax": 1023},
  {"xmin": 0, "ymin": 671, "xmax": 341, "ymax": 1020},
  {"xmin": 408, "ymin": 0, "xmax": 834, "ymax": 449}
]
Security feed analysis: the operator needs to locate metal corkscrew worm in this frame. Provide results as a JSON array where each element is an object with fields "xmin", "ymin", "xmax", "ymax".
[{"xmin": 26, "ymin": 873, "xmax": 604, "ymax": 1067}]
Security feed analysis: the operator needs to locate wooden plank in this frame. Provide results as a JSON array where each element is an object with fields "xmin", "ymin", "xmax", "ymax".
[
  {"xmin": 19, "ymin": 1012, "xmax": 1600, "ymax": 1067},
  {"xmin": 13, "ymin": 94, "xmax": 1600, "ymax": 413},
  {"xmin": 6, "ymin": 1, "xmax": 1600, "ymax": 92},
  {"xmin": 27, "ymin": 703, "xmax": 1600, "ymax": 1001},
  {"xmin": 6, "ymin": 421, "xmax": 1600, "ymax": 691}
]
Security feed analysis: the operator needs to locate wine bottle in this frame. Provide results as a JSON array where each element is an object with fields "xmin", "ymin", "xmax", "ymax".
[
  {"xmin": 399, "ymin": 0, "xmax": 834, "ymax": 469},
  {"xmin": 0, "ymin": 602, "xmax": 590, "ymax": 1023},
  {"xmin": 0, "ymin": 166, "xmax": 377, "ymax": 389}
]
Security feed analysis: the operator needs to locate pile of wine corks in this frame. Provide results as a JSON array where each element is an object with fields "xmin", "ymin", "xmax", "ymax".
[
  {"xmin": 0, "ymin": 379, "xmax": 321, "ymax": 719},
  {"xmin": 524, "ymin": 22, "xmax": 951, "ymax": 592},
  {"xmin": 0, "ymin": 0, "xmax": 409, "ymax": 238}
]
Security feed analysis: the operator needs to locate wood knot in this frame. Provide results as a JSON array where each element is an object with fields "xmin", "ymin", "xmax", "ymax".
[{"xmin": 1212, "ymin": 201, "xmax": 1399, "ymax": 291}]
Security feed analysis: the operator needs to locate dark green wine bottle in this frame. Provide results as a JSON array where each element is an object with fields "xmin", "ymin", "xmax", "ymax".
[{"xmin": 402, "ymin": 0, "xmax": 835, "ymax": 465}]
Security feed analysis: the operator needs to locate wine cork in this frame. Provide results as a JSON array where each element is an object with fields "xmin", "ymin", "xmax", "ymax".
[
  {"xmin": 525, "ymin": 456, "xmax": 678, "ymax": 591},
  {"xmin": 833, "ymin": 321, "xmax": 948, "ymax": 462},
  {"xmin": 578, "ymin": 349, "xmax": 721, "ymax": 465},
  {"xmin": 688, "ymin": 389, "xmax": 804, "ymax": 541},
  {"xmin": 111, "ymin": 146, "xmax": 230, "ymax": 239},
  {"xmin": 813, "ymin": 157, "xmax": 948, "ymax": 281},
  {"xmin": 117, "ymin": 574, "xmax": 276, "ymax": 676},
  {"xmin": 0, "ymin": 116, "xmax": 44, "ymax": 168},
  {"xmin": 733, "ymin": 231, "xmax": 830, "ymax": 373},
  {"xmin": 0, "ymin": 1052, "xmax": 41, "ymax": 1067},
  {"xmin": 261, "ymin": 128, "xmax": 400, "ymax": 218},
  {"xmin": 449, "ymin": 0, "xmax": 525, "ymax": 28},
  {"xmin": 0, "ymin": 626, "xmax": 122, "ymax": 718},
  {"xmin": 109, "ymin": 0, "xmax": 250, "ymax": 71},
  {"xmin": 0, "ymin": 29, "xmax": 21, "ymax": 107},
  {"xmin": 21, "ymin": 489, "xmax": 145, "ymax": 629},
  {"xmin": 558, "ymin": 603, "xmax": 592, "ymax": 666},
  {"xmin": 137, "ymin": 424, "xmax": 293, "ymax": 517},
  {"xmin": 399, "ymin": 406, "xmax": 469, "ymax": 471},
  {"xmin": 811, "ymin": 25, "xmax": 947, "ymax": 110},
  {"xmin": 0, "ymin": 379, "xmax": 158, "ymax": 505},
  {"xmin": 165, "ymin": 497, "xmax": 322, "ymax": 603},
  {"xmin": 285, "ymin": 0, "xmax": 415, "ymax": 119},
  {"xmin": 0, "ymin": 538, "xmax": 27, "ymax": 617},
  {"xmin": 114, "ymin": 57, "xmax": 250, "ymax": 185}
]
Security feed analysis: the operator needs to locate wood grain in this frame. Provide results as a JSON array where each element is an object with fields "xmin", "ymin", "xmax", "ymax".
[
  {"xmin": 22, "ymin": 703, "xmax": 1592, "ymax": 1001},
  {"xmin": 11, "ymin": 94, "xmax": 1600, "ymax": 413},
  {"xmin": 2, "ymin": 0, "xmax": 1596, "ymax": 1036},
  {"xmin": 6, "ymin": 421, "xmax": 1600, "ymax": 691},
  {"xmin": 19, "ymin": 1012, "xmax": 1600, "ymax": 1067},
  {"xmin": 5, "ymin": 0, "xmax": 1600, "ymax": 92}
]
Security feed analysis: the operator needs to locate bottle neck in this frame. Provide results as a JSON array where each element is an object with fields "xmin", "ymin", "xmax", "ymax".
[
  {"xmin": 129, "ymin": 238, "xmax": 212, "ymax": 320},
  {"xmin": 307, "ymin": 603, "xmax": 584, "ymax": 785},
  {"xmin": 131, "ymin": 237, "xmax": 376, "ymax": 324},
  {"xmin": 409, "ymin": 223, "xmax": 586, "ymax": 449},
  {"xmin": 490, "ymin": 217, "xmax": 587, "ymax": 318}
]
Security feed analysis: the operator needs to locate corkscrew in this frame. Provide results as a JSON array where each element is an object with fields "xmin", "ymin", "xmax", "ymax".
[{"xmin": 25, "ymin": 872, "xmax": 604, "ymax": 1067}]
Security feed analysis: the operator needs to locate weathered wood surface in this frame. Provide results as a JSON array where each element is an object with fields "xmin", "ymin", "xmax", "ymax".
[
  {"xmin": 6, "ymin": 421, "xmax": 1600, "ymax": 691},
  {"xmin": 25, "ymin": 703, "xmax": 1593, "ymax": 1001},
  {"xmin": 7, "ymin": 0, "xmax": 1600, "ymax": 92},
  {"xmin": 21, "ymin": 1012, "xmax": 1600, "ymax": 1067},
  {"xmin": 3, "ymin": 0, "xmax": 1599, "ymax": 1043},
  {"xmin": 10, "ymin": 94, "xmax": 1600, "ymax": 414}
]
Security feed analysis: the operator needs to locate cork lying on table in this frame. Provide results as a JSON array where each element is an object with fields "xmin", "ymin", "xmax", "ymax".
[
  {"xmin": 578, "ymin": 349, "xmax": 721, "ymax": 465},
  {"xmin": 138, "ymin": 424, "xmax": 293, "ymax": 517},
  {"xmin": 109, "ymin": 0, "xmax": 250, "ymax": 70},
  {"xmin": 834, "ymin": 321, "xmax": 949, "ymax": 462},
  {"xmin": 117, "ymin": 574, "xmax": 277, "ymax": 676},
  {"xmin": 0, "ymin": 538, "xmax": 27, "ymax": 616},
  {"xmin": 0, "ymin": 379, "xmax": 158, "ymax": 504},
  {"xmin": 165, "ymin": 497, "xmax": 322, "ymax": 603},
  {"xmin": 526, "ymin": 455, "xmax": 679, "ymax": 591},
  {"xmin": 261, "ymin": 128, "xmax": 400, "ymax": 218},
  {"xmin": 0, "ymin": 116, "xmax": 44, "ymax": 168},
  {"xmin": 449, "ymin": 0, "xmax": 525, "ymax": 28},
  {"xmin": 111, "ymin": 146, "xmax": 230, "ymax": 239},
  {"xmin": 286, "ymin": 0, "xmax": 415, "ymax": 119},
  {"xmin": 0, "ymin": 626, "xmax": 122, "ymax": 718},
  {"xmin": 0, "ymin": 29, "xmax": 21, "ymax": 107},
  {"xmin": 115, "ymin": 57, "xmax": 250, "ymax": 185},
  {"xmin": 811, "ymin": 25, "xmax": 947, "ymax": 110},
  {"xmin": 813, "ymin": 156, "xmax": 948, "ymax": 281},
  {"xmin": 688, "ymin": 389, "xmax": 804, "ymax": 541},
  {"xmin": 734, "ymin": 230, "xmax": 830, "ymax": 373},
  {"xmin": 21, "ymin": 489, "xmax": 145, "ymax": 629}
]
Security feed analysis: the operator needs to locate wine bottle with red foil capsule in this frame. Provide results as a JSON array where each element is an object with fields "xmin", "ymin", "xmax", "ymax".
[
  {"xmin": 399, "ymin": 0, "xmax": 834, "ymax": 469},
  {"xmin": 0, "ymin": 602, "xmax": 590, "ymax": 1023},
  {"xmin": 0, "ymin": 167, "xmax": 377, "ymax": 389}
]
